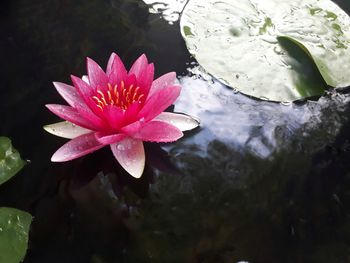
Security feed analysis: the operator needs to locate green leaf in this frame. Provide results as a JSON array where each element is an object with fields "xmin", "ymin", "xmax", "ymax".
[
  {"xmin": 0, "ymin": 137, "xmax": 26, "ymax": 186},
  {"xmin": 180, "ymin": 0, "xmax": 350, "ymax": 102},
  {"xmin": 0, "ymin": 208, "xmax": 32, "ymax": 263}
]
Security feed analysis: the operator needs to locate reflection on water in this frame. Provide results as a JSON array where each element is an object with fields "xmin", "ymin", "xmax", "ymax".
[
  {"xmin": 1, "ymin": 0, "xmax": 350, "ymax": 262},
  {"xmin": 173, "ymin": 65, "xmax": 350, "ymax": 158},
  {"xmin": 142, "ymin": 0, "xmax": 188, "ymax": 24}
]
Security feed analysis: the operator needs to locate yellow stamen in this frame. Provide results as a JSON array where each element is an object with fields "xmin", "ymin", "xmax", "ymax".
[
  {"xmin": 114, "ymin": 84, "xmax": 118, "ymax": 97},
  {"xmin": 92, "ymin": 96, "xmax": 102, "ymax": 103},
  {"xmin": 97, "ymin": 90, "xmax": 105, "ymax": 98},
  {"xmin": 101, "ymin": 97, "xmax": 107, "ymax": 106},
  {"xmin": 137, "ymin": 94, "xmax": 145, "ymax": 101},
  {"xmin": 115, "ymin": 91, "xmax": 119, "ymax": 104},
  {"xmin": 96, "ymin": 90, "xmax": 107, "ymax": 105},
  {"xmin": 108, "ymin": 83, "xmax": 113, "ymax": 92},
  {"xmin": 92, "ymin": 96, "xmax": 105, "ymax": 108},
  {"xmin": 107, "ymin": 90, "xmax": 112, "ymax": 102},
  {"xmin": 126, "ymin": 84, "xmax": 134, "ymax": 104},
  {"xmin": 122, "ymin": 87, "xmax": 127, "ymax": 98},
  {"xmin": 126, "ymin": 91, "xmax": 131, "ymax": 104},
  {"xmin": 132, "ymin": 87, "xmax": 140, "ymax": 101},
  {"xmin": 92, "ymin": 82, "xmax": 144, "ymax": 110}
]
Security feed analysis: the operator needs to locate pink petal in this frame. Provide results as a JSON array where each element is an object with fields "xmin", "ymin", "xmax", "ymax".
[
  {"xmin": 110, "ymin": 137, "xmax": 145, "ymax": 178},
  {"xmin": 120, "ymin": 120, "xmax": 142, "ymax": 136},
  {"xmin": 95, "ymin": 132, "xmax": 125, "ymax": 145},
  {"xmin": 51, "ymin": 132, "xmax": 105, "ymax": 162},
  {"xmin": 71, "ymin": 76, "xmax": 111, "ymax": 130},
  {"xmin": 71, "ymin": 75, "xmax": 104, "ymax": 116},
  {"xmin": 74, "ymin": 103, "xmax": 109, "ymax": 131},
  {"xmin": 138, "ymin": 85, "xmax": 181, "ymax": 122},
  {"xmin": 106, "ymin": 52, "xmax": 127, "ymax": 85},
  {"xmin": 128, "ymin": 54, "xmax": 148, "ymax": 78},
  {"xmin": 46, "ymin": 104, "xmax": 98, "ymax": 131},
  {"xmin": 106, "ymin": 52, "xmax": 117, "ymax": 74},
  {"xmin": 102, "ymin": 106, "xmax": 125, "ymax": 130},
  {"xmin": 148, "ymin": 72, "xmax": 176, "ymax": 97},
  {"xmin": 71, "ymin": 75, "xmax": 94, "ymax": 98},
  {"xmin": 44, "ymin": 121, "xmax": 92, "ymax": 139},
  {"xmin": 53, "ymin": 82, "xmax": 85, "ymax": 107},
  {"xmin": 134, "ymin": 120, "xmax": 183, "ymax": 142},
  {"xmin": 138, "ymin": 63, "xmax": 154, "ymax": 96},
  {"xmin": 124, "ymin": 74, "xmax": 137, "ymax": 91},
  {"xmin": 123, "ymin": 101, "xmax": 143, "ymax": 125},
  {"xmin": 87, "ymin": 57, "xmax": 109, "ymax": 89},
  {"xmin": 155, "ymin": 112, "xmax": 199, "ymax": 131}
]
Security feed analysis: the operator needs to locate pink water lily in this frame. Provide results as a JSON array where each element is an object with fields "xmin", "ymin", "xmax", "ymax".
[{"xmin": 44, "ymin": 53, "xmax": 199, "ymax": 178}]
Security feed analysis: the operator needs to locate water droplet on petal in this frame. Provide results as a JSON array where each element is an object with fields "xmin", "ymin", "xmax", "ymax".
[{"xmin": 117, "ymin": 144, "xmax": 125, "ymax": 151}]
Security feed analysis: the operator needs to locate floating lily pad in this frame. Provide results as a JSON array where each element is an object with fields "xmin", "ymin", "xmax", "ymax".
[
  {"xmin": 0, "ymin": 208, "xmax": 32, "ymax": 263},
  {"xmin": 0, "ymin": 137, "xmax": 26, "ymax": 185},
  {"xmin": 180, "ymin": 0, "xmax": 350, "ymax": 102}
]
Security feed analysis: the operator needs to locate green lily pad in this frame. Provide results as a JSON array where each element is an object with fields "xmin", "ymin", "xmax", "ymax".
[
  {"xmin": 0, "ymin": 208, "xmax": 32, "ymax": 263},
  {"xmin": 0, "ymin": 137, "xmax": 26, "ymax": 186},
  {"xmin": 180, "ymin": 0, "xmax": 350, "ymax": 102}
]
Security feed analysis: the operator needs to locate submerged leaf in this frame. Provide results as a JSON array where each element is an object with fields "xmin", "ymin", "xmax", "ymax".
[
  {"xmin": 0, "ymin": 208, "xmax": 32, "ymax": 263},
  {"xmin": 180, "ymin": 0, "xmax": 350, "ymax": 102},
  {"xmin": 0, "ymin": 137, "xmax": 26, "ymax": 186}
]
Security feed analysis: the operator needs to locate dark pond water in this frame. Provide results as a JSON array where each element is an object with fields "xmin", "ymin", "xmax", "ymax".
[{"xmin": 1, "ymin": 0, "xmax": 350, "ymax": 262}]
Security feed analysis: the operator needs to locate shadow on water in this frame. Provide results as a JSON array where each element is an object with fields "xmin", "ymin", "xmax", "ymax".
[{"xmin": 1, "ymin": 0, "xmax": 350, "ymax": 262}]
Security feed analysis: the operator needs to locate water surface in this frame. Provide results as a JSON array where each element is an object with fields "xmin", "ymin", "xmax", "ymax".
[{"xmin": 1, "ymin": 0, "xmax": 350, "ymax": 262}]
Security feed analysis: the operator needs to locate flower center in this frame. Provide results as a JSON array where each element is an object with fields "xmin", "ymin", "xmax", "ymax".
[{"xmin": 92, "ymin": 81, "xmax": 144, "ymax": 111}]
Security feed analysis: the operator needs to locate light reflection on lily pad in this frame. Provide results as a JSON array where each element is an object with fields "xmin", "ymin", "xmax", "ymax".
[
  {"xmin": 0, "ymin": 137, "xmax": 26, "ymax": 186},
  {"xmin": 180, "ymin": 0, "xmax": 350, "ymax": 102},
  {"xmin": 0, "ymin": 208, "xmax": 32, "ymax": 263}
]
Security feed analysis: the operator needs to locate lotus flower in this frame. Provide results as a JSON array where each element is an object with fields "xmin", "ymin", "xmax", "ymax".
[{"xmin": 44, "ymin": 53, "xmax": 199, "ymax": 178}]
